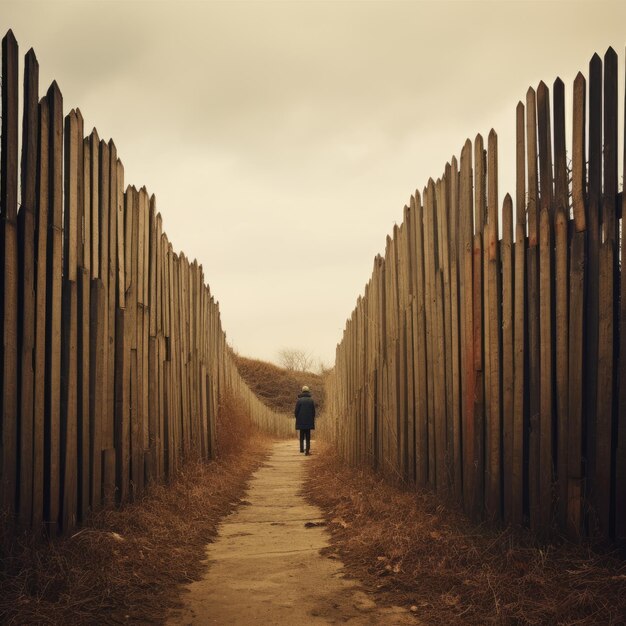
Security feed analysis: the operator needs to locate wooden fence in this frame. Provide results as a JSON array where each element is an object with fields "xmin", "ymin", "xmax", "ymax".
[
  {"xmin": 225, "ymin": 349, "xmax": 294, "ymax": 438},
  {"xmin": 320, "ymin": 47, "xmax": 626, "ymax": 541},
  {"xmin": 0, "ymin": 30, "xmax": 288, "ymax": 535}
]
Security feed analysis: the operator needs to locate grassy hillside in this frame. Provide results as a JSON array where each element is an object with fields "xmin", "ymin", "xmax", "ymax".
[{"xmin": 233, "ymin": 353, "xmax": 326, "ymax": 414}]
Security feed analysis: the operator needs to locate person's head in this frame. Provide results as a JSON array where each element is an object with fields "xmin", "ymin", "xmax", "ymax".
[{"xmin": 301, "ymin": 385, "xmax": 310, "ymax": 393}]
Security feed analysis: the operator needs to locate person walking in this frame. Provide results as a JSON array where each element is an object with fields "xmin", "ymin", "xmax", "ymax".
[{"xmin": 294, "ymin": 385, "xmax": 316, "ymax": 455}]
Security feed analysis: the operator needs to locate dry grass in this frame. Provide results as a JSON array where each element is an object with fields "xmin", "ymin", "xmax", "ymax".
[
  {"xmin": 233, "ymin": 352, "xmax": 325, "ymax": 413},
  {"xmin": 304, "ymin": 444, "xmax": 626, "ymax": 625},
  {"xmin": 0, "ymin": 391, "xmax": 271, "ymax": 625}
]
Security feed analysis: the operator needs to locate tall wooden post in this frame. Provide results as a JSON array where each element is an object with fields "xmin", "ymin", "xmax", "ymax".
[{"xmin": 1, "ymin": 30, "xmax": 19, "ymax": 521}]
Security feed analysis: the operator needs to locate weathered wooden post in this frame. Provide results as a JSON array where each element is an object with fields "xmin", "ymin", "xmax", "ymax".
[
  {"xmin": 17, "ymin": 48, "xmax": 39, "ymax": 528},
  {"xmin": 1, "ymin": 30, "xmax": 19, "ymax": 524}
]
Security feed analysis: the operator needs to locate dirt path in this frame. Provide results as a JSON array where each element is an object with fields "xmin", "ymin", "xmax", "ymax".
[{"xmin": 168, "ymin": 440, "xmax": 416, "ymax": 625}]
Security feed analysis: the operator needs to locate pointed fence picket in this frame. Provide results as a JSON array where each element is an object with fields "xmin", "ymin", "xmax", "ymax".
[
  {"xmin": 0, "ymin": 30, "xmax": 290, "ymax": 535},
  {"xmin": 320, "ymin": 46, "xmax": 626, "ymax": 542}
]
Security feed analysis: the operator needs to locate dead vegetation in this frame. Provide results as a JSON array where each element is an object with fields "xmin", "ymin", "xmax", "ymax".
[
  {"xmin": 0, "ymin": 391, "xmax": 271, "ymax": 625},
  {"xmin": 233, "ymin": 352, "xmax": 325, "ymax": 413},
  {"xmin": 304, "ymin": 444, "xmax": 626, "ymax": 625}
]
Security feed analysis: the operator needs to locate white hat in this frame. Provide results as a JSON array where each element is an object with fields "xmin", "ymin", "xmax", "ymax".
[{"xmin": 302, "ymin": 385, "xmax": 310, "ymax": 392}]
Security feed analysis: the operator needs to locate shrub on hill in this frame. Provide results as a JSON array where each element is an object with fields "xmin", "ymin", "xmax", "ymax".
[{"xmin": 232, "ymin": 352, "xmax": 326, "ymax": 414}]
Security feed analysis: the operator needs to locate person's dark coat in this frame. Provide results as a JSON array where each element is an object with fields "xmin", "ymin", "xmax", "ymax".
[{"xmin": 294, "ymin": 391, "xmax": 315, "ymax": 430}]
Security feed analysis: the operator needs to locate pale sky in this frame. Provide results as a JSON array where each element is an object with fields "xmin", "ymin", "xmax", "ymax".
[{"xmin": 2, "ymin": 0, "xmax": 625, "ymax": 367}]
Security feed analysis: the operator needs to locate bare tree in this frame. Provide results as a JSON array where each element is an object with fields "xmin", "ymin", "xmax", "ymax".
[
  {"xmin": 277, "ymin": 348, "xmax": 314, "ymax": 372},
  {"xmin": 316, "ymin": 359, "xmax": 332, "ymax": 375}
]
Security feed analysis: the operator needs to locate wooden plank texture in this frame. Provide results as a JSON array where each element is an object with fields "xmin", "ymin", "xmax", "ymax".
[
  {"xmin": 116, "ymin": 160, "xmax": 125, "ymax": 309},
  {"xmin": 32, "ymin": 96, "xmax": 50, "ymax": 531},
  {"xmin": 448, "ymin": 158, "xmax": 462, "ymax": 499},
  {"xmin": 596, "ymin": 241, "xmax": 614, "ymax": 537},
  {"xmin": 460, "ymin": 140, "xmax": 475, "ymax": 514},
  {"xmin": 6, "ymin": 33, "xmax": 626, "ymax": 548},
  {"xmin": 512, "ymin": 223, "xmax": 525, "ymax": 526},
  {"xmin": 617, "ymin": 51, "xmax": 626, "ymax": 543},
  {"xmin": 501, "ymin": 196, "xmax": 514, "ymax": 523},
  {"xmin": 555, "ymin": 208, "xmax": 569, "ymax": 531},
  {"xmin": 568, "ymin": 231, "xmax": 585, "ymax": 537},
  {"xmin": 77, "ymin": 268, "xmax": 90, "ymax": 520},
  {"xmin": 539, "ymin": 209, "xmax": 553, "ymax": 530},
  {"xmin": 526, "ymin": 88, "xmax": 539, "ymax": 246},
  {"xmin": 486, "ymin": 220, "xmax": 501, "ymax": 521},
  {"xmin": 572, "ymin": 74, "xmax": 586, "ymax": 232},
  {"xmin": 526, "ymin": 84, "xmax": 541, "ymax": 530},
  {"xmin": 60, "ymin": 280, "xmax": 77, "ymax": 532},
  {"xmin": 115, "ymin": 308, "xmax": 129, "ymax": 503},
  {"xmin": 89, "ymin": 278, "xmax": 105, "ymax": 510},
  {"xmin": 106, "ymin": 142, "xmax": 117, "ymax": 461},
  {"xmin": 60, "ymin": 109, "xmax": 79, "ymax": 532},
  {"xmin": 585, "ymin": 53, "xmax": 602, "ymax": 521},
  {"xmin": 45, "ymin": 81, "xmax": 64, "ymax": 534},
  {"xmin": 17, "ymin": 47, "xmax": 39, "ymax": 527},
  {"xmin": 486, "ymin": 132, "xmax": 501, "ymax": 522},
  {"xmin": 413, "ymin": 193, "xmax": 428, "ymax": 486},
  {"xmin": 1, "ymin": 29, "xmax": 19, "ymax": 522},
  {"xmin": 89, "ymin": 131, "xmax": 100, "ymax": 278},
  {"xmin": 515, "ymin": 101, "xmax": 526, "ymax": 227},
  {"xmin": 472, "ymin": 232, "xmax": 484, "ymax": 521}
]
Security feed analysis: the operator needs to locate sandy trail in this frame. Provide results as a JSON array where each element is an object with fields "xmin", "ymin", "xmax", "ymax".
[{"xmin": 168, "ymin": 440, "xmax": 415, "ymax": 625}]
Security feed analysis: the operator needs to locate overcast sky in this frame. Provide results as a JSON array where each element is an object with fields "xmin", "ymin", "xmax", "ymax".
[{"xmin": 2, "ymin": 1, "xmax": 625, "ymax": 367}]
